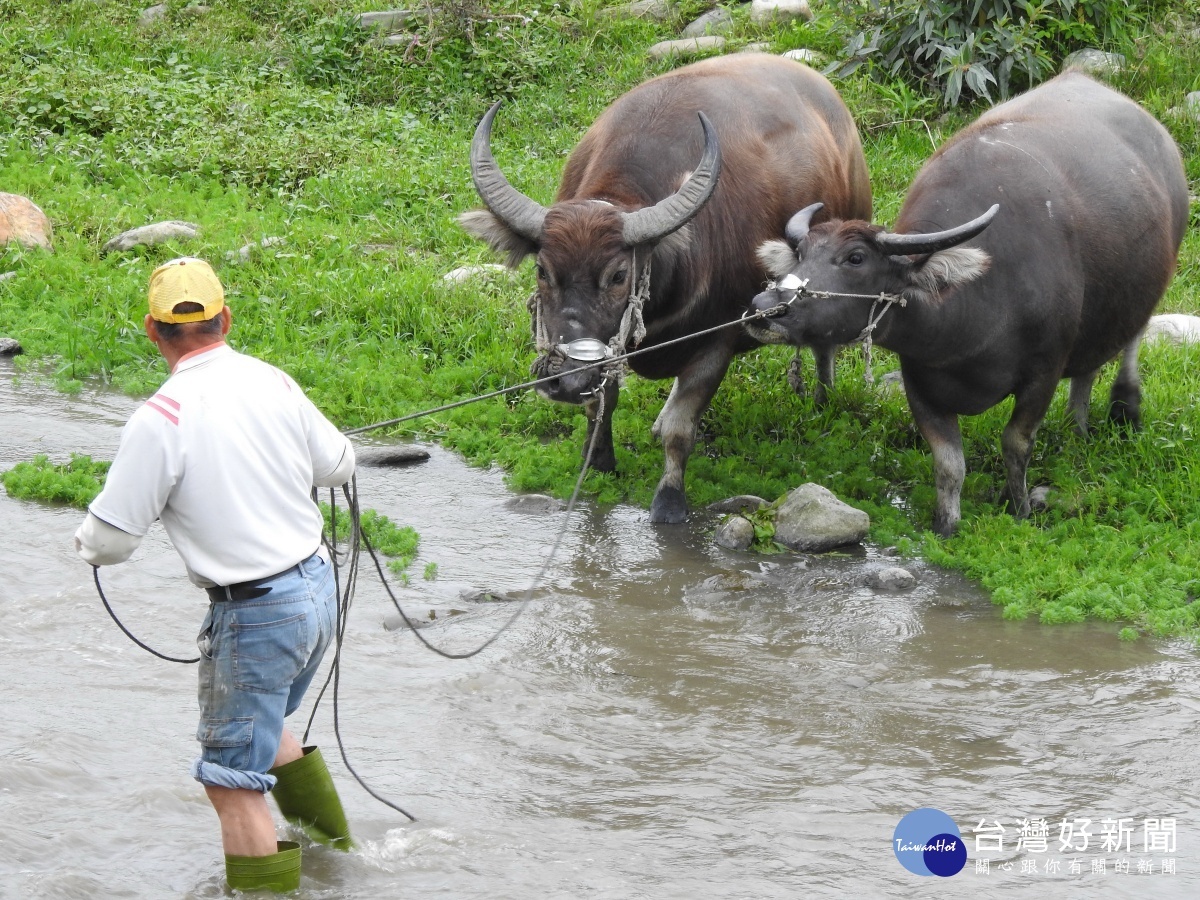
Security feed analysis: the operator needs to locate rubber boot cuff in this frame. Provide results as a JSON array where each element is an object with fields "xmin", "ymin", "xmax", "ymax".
[
  {"xmin": 225, "ymin": 840, "xmax": 301, "ymax": 893},
  {"xmin": 269, "ymin": 746, "xmax": 354, "ymax": 851}
]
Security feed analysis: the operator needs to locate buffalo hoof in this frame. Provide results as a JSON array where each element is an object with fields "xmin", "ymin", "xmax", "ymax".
[
  {"xmin": 650, "ymin": 486, "xmax": 688, "ymax": 524},
  {"xmin": 586, "ymin": 446, "xmax": 617, "ymax": 473},
  {"xmin": 931, "ymin": 513, "xmax": 959, "ymax": 538},
  {"xmin": 1108, "ymin": 397, "xmax": 1141, "ymax": 431}
]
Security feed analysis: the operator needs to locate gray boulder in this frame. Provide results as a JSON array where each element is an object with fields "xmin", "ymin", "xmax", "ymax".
[
  {"xmin": 139, "ymin": 4, "xmax": 166, "ymax": 25},
  {"xmin": 1062, "ymin": 49, "xmax": 1125, "ymax": 77},
  {"xmin": 772, "ymin": 483, "xmax": 869, "ymax": 552},
  {"xmin": 781, "ymin": 48, "xmax": 824, "ymax": 66},
  {"xmin": 683, "ymin": 8, "xmax": 734, "ymax": 37},
  {"xmin": 866, "ymin": 566, "xmax": 916, "ymax": 592},
  {"xmin": 598, "ymin": 0, "xmax": 674, "ymax": 22},
  {"xmin": 503, "ymin": 494, "xmax": 566, "ymax": 514},
  {"xmin": 443, "ymin": 263, "xmax": 511, "ymax": 284},
  {"xmin": 102, "ymin": 221, "xmax": 199, "ymax": 254},
  {"xmin": 715, "ymin": 515, "xmax": 755, "ymax": 551},
  {"xmin": 750, "ymin": 0, "xmax": 813, "ymax": 25},
  {"xmin": 355, "ymin": 10, "xmax": 416, "ymax": 31},
  {"xmin": 1143, "ymin": 313, "xmax": 1200, "ymax": 345},
  {"xmin": 648, "ymin": 36, "xmax": 726, "ymax": 61},
  {"xmin": 356, "ymin": 445, "xmax": 431, "ymax": 466},
  {"xmin": 0, "ymin": 337, "xmax": 23, "ymax": 355},
  {"xmin": 707, "ymin": 494, "xmax": 767, "ymax": 515}
]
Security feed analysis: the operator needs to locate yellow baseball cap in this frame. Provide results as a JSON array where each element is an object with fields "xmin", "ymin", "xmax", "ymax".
[{"xmin": 147, "ymin": 257, "xmax": 225, "ymax": 323}]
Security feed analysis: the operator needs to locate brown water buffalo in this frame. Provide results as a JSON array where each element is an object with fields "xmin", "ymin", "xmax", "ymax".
[
  {"xmin": 460, "ymin": 54, "xmax": 871, "ymax": 523},
  {"xmin": 747, "ymin": 70, "xmax": 1188, "ymax": 536}
]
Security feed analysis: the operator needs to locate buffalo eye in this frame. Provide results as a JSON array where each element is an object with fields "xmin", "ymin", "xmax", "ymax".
[
  {"xmin": 535, "ymin": 263, "xmax": 548, "ymax": 281},
  {"xmin": 846, "ymin": 250, "xmax": 866, "ymax": 267},
  {"xmin": 611, "ymin": 269, "xmax": 627, "ymax": 287}
]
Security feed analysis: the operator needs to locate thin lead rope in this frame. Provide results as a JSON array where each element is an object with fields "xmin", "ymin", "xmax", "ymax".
[
  {"xmin": 313, "ymin": 390, "xmax": 610, "ymax": 823},
  {"xmin": 363, "ymin": 379, "xmax": 609, "ymax": 660},
  {"xmin": 92, "ymin": 566, "xmax": 200, "ymax": 664},
  {"xmin": 343, "ymin": 300, "xmax": 785, "ymax": 437}
]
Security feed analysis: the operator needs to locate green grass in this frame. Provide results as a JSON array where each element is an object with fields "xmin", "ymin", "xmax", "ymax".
[{"xmin": 1, "ymin": 1, "xmax": 1199, "ymax": 638}]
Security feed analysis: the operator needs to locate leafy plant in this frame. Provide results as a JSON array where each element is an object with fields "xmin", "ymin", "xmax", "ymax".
[
  {"xmin": 1, "ymin": 454, "xmax": 109, "ymax": 507},
  {"xmin": 320, "ymin": 501, "xmax": 421, "ymax": 575},
  {"xmin": 830, "ymin": 1, "xmax": 1150, "ymax": 107}
]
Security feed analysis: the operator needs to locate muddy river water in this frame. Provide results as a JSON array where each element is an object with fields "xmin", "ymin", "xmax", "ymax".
[{"xmin": 1, "ymin": 360, "xmax": 1198, "ymax": 898}]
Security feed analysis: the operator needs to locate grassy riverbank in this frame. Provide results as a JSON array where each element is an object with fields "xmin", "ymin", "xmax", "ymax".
[{"xmin": 1, "ymin": 1, "xmax": 1198, "ymax": 638}]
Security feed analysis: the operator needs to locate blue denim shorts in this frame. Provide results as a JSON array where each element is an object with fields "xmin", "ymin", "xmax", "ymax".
[{"xmin": 190, "ymin": 553, "xmax": 336, "ymax": 793}]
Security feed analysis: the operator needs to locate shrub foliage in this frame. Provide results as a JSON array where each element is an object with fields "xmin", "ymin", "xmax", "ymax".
[{"xmin": 832, "ymin": 0, "xmax": 1150, "ymax": 106}]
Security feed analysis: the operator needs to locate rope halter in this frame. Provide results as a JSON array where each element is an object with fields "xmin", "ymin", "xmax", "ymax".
[
  {"xmin": 763, "ymin": 273, "xmax": 906, "ymax": 384},
  {"xmin": 529, "ymin": 247, "xmax": 653, "ymax": 395}
]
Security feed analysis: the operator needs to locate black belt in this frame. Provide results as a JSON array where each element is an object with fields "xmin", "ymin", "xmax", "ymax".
[{"xmin": 205, "ymin": 562, "xmax": 304, "ymax": 603}]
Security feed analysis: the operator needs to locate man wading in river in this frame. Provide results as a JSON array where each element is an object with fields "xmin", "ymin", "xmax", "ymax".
[{"xmin": 73, "ymin": 257, "xmax": 356, "ymax": 892}]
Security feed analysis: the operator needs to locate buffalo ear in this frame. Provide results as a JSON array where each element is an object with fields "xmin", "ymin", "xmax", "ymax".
[
  {"xmin": 908, "ymin": 247, "xmax": 991, "ymax": 300},
  {"xmin": 458, "ymin": 209, "xmax": 539, "ymax": 268},
  {"xmin": 756, "ymin": 239, "xmax": 797, "ymax": 280}
]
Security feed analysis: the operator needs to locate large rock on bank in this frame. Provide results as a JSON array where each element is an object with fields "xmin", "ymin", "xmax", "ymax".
[
  {"xmin": 0, "ymin": 194, "xmax": 53, "ymax": 251},
  {"xmin": 772, "ymin": 483, "xmax": 869, "ymax": 552}
]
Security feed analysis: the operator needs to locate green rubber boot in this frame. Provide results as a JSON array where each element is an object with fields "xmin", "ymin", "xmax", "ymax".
[
  {"xmin": 269, "ymin": 746, "xmax": 354, "ymax": 851},
  {"xmin": 225, "ymin": 841, "xmax": 302, "ymax": 893}
]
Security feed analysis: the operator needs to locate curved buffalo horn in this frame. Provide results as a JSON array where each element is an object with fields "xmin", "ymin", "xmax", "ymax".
[
  {"xmin": 784, "ymin": 203, "xmax": 825, "ymax": 246},
  {"xmin": 874, "ymin": 203, "xmax": 1000, "ymax": 256},
  {"xmin": 621, "ymin": 111, "xmax": 724, "ymax": 247},
  {"xmin": 469, "ymin": 101, "xmax": 548, "ymax": 242}
]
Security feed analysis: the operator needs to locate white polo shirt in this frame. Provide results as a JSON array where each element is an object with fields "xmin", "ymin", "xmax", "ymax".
[{"xmin": 87, "ymin": 344, "xmax": 353, "ymax": 588}]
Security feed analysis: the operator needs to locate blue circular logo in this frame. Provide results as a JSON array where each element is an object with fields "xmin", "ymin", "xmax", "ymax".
[{"xmin": 893, "ymin": 808, "xmax": 966, "ymax": 877}]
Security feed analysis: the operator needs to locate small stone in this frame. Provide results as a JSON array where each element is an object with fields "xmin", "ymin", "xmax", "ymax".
[
  {"xmin": 355, "ymin": 10, "xmax": 416, "ymax": 31},
  {"xmin": 0, "ymin": 193, "xmax": 53, "ymax": 251},
  {"xmin": 356, "ymin": 446, "xmax": 431, "ymax": 466},
  {"xmin": 707, "ymin": 495, "xmax": 767, "ymax": 515},
  {"xmin": 715, "ymin": 515, "xmax": 755, "ymax": 551},
  {"xmin": 102, "ymin": 220, "xmax": 199, "ymax": 254},
  {"xmin": 781, "ymin": 48, "xmax": 823, "ymax": 66},
  {"xmin": 226, "ymin": 235, "xmax": 284, "ymax": 264},
  {"xmin": 180, "ymin": 4, "xmax": 210, "ymax": 17},
  {"xmin": 867, "ymin": 566, "xmax": 917, "ymax": 592},
  {"xmin": 648, "ymin": 37, "xmax": 726, "ymax": 61},
  {"xmin": 878, "ymin": 370, "xmax": 905, "ymax": 395},
  {"xmin": 1062, "ymin": 49, "xmax": 1125, "ymax": 77},
  {"xmin": 1028, "ymin": 485, "xmax": 1051, "ymax": 512},
  {"xmin": 139, "ymin": 4, "xmax": 166, "ymax": 25},
  {"xmin": 740, "ymin": 42, "xmax": 774, "ymax": 53},
  {"xmin": 443, "ymin": 263, "xmax": 511, "ymax": 283},
  {"xmin": 380, "ymin": 33, "xmax": 417, "ymax": 48},
  {"xmin": 459, "ymin": 588, "xmax": 518, "ymax": 603},
  {"xmin": 750, "ymin": 0, "xmax": 813, "ymax": 26},
  {"xmin": 0, "ymin": 337, "xmax": 23, "ymax": 355},
  {"xmin": 503, "ymin": 494, "xmax": 566, "ymax": 514},
  {"xmin": 682, "ymin": 8, "xmax": 734, "ymax": 38},
  {"xmin": 843, "ymin": 675, "xmax": 870, "ymax": 689},
  {"xmin": 360, "ymin": 243, "xmax": 397, "ymax": 256}
]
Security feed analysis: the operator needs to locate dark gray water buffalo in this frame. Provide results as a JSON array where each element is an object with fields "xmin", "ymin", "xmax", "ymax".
[
  {"xmin": 747, "ymin": 71, "xmax": 1188, "ymax": 536},
  {"xmin": 460, "ymin": 53, "xmax": 871, "ymax": 523}
]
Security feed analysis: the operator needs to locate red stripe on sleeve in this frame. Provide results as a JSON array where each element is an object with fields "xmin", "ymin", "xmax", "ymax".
[{"xmin": 145, "ymin": 400, "xmax": 179, "ymax": 425}]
